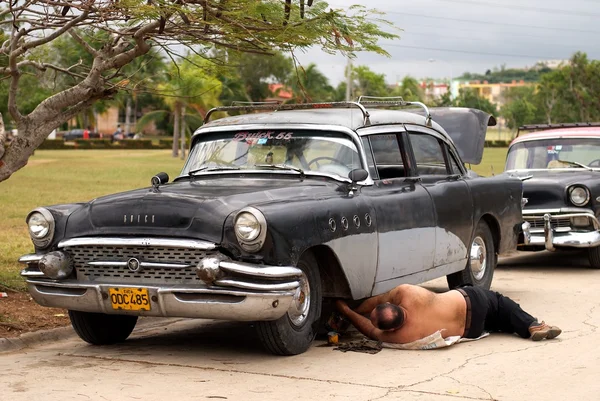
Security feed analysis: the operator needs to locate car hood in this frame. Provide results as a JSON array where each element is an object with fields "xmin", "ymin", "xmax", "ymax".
[
  {"xmin": 516, "ymin": 170, "xmax": 600, "ymax": 210},
  {"xmin": 63, "ymin": 176, "xmax": 342, "ymax": 243},
  {"xmin": 407, "ymin": 107, "xmax": 496, "ymax": 165}
]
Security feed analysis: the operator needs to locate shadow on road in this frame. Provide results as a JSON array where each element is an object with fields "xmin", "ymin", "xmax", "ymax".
[{"xmin": 498, "ymin": 250, "xmax": 594, "ymax": 271}]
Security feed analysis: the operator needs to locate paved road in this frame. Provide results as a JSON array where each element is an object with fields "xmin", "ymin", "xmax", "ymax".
[{"xmin": 2, "ymin": 251, "xmax": 599, "ymax": 401}]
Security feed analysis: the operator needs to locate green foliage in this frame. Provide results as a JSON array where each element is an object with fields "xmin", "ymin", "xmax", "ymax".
[
  {"xmin": 390, "ymin": 76, "xmax": 424, "ymax": 102},
  {"xmin": 38, "ymin": 139, "xmax": 69, "ymax": 150},
  {"xmin": 458, "ymin": 64, "xmax": 550, "ymax": 84},
  {"xmin": 289, "ymin": 63, "xmax": 335, "ymax": 103},
  {"xmin": 498, "ymin": 52, "xmax": 600, "ymax": 126},
  {"xmin": 452, "ymin": 88, "xmax": 497, "ymax": 116},
  {"xmin": 500, "ymin": 86, "xmax": 539, "ymax": 129}
]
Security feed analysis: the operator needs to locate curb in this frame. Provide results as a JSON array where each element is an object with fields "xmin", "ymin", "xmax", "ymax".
[
  {"xmin": 0, "ymin": 325, "xmax": 74, "ymax": 353},
  {"xmin": 0, "ymin": 317, "xmax": 184, "ymax": 354}
]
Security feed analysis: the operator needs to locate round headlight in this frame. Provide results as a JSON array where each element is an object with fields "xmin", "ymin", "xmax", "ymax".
[
  {"xmin": 235, "ymin": 212, "xmax": 261, "ymax": 241},
  {"xmin": 569, "ymin": 186, "xmax": 590, "ymax": 207},
  {"xmin": 26, "ymin": 208, "xmax": 55, "ymax": 248},
  {"xmin": 233, "ymin": 207, "xmax": 267, "ymax": 252},
  {"xmin": 28, "ymin": 212, "xmax": 50, "ymax": 238}
]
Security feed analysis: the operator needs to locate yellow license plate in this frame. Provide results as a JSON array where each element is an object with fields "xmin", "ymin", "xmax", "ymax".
[{"xmin": 109, "ymin": 287, "xmax": 151, "ymax": 311}]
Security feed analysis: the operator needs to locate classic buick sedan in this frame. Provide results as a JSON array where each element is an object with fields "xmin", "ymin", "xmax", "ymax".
[
  {"xmin": 506, "ymin": 123, "xmax": 600, "ymax": 268},
  {"xmin": 20, "ymin": 101, "xmax": 524, "ymax": 355}
]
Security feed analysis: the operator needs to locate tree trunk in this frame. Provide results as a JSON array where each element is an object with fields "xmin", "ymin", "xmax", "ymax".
[
  {"xmin": 172, "ymin": 102, "xmax": 181, "ymax": 158},
  {"xmin": 125, "ymin": 97, "xmax": 132, "ymax": 136},
  {"xmin": 180, "ymin": 107, "xmax": 186, "ymax": 160}
]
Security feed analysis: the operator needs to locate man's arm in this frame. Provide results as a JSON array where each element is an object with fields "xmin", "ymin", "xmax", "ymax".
[{"xmin": 336, "ymin": 300, "xmax": 383, "ymax": 341}]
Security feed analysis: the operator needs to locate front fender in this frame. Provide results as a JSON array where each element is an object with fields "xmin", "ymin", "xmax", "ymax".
[{"xmin": 222, "ymin": 193, "xmax": 378, "ymax": 299}]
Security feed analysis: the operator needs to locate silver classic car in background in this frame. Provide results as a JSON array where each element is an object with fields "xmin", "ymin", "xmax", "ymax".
[
  {"xmin": 20, "ymin": 99, "xmax": 524, "ymax": 355},
  {"xmin": 506, "ymin": 123, "xmax": 600, "ymax": 268}
]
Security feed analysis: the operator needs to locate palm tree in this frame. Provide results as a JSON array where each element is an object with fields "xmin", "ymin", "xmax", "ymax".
[
  {"xmin": 136, "ymin": 55, "xmax": 222, "ymax": 158},
  {"xmin": 289, "ymin": 63, "xmax": 334, "ymax": 103}
]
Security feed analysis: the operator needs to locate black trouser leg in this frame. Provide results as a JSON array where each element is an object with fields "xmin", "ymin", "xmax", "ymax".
[{"xmin": 483, "ymin": 290, "xmax": 537, "ymax": 338}]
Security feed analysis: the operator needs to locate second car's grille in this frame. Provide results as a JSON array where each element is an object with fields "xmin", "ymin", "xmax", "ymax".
[
  {"xmin": 65, "ymin": 245, "xmax": 217, "ymax": 284},
  {"xmin": 525, "ymin": 216, "xmax": 571, "ymax": 230}
]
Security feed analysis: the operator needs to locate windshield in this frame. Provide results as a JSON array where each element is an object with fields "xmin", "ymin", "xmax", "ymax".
[
  {"xmin": 181, "ymin": 129, "xmax": 362, "ymax": 179},
  {"xmin": 506, "ymin": 138, "xmax": 600, "ymax": 170}
]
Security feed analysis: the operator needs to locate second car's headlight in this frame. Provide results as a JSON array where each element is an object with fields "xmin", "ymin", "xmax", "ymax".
[
  {"xmin": 26, "ymin": 208, "xmax": 55, "ymax": 248},
  {"xmin": 569, "ymin": 186, "xmax": 590, "ymax": 207},
  {"xmin": 234, "ymin": 207, "xmax": 267, "ymax": 252}
]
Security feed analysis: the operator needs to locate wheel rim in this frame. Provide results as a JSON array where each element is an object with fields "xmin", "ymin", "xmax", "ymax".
[
  {"xmin": 288, "ymin": 272, "xmax": 310, "ymax": 327},
  {"xmin": 470, "ymin": 236, "xmax": 487, "ymax": 281}
]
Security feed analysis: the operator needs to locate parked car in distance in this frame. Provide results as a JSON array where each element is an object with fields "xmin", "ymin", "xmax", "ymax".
[
  {"xmin": 19, "ymin": 100, "xmax": 524, "ymax": 355},
  {"xmin": 63, "ymin": 128, "xmax": 100, "ymax": 141},
  {"xmin": 506, "ymin": 123, "xmax": 600, "ymax": 267}
]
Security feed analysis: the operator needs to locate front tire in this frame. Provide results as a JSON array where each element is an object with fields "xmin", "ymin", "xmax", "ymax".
[
  {"xmin": 69, "ymin": 310, "xmax": 138, "ymax": 345},
  {"xmin": 447, "ymin": 220, "xmax": 496, "ymax": 290},
  {"xmin": 256, "ymin": 251, "xmax": 322, "ymax": 355},
  {"xmin": 588, "ymin": 246, "xmax": 600, "ymax": 269}
]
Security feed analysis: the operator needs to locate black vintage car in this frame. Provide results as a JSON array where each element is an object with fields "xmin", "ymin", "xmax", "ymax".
[
  {"xmin": 506, "ymin": 123, "xmax": 600, "ymax": 268},
  {"xmin": 20, "ymin": 100, "xmax": 524, "ymax": 355}
]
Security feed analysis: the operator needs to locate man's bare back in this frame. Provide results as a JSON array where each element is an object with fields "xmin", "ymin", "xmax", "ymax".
[
  {"xmin": 336, "ymin": 284, "xmax": 467, "ymax": 344},
  {"xmin": 377, "ymin": 285, "xmax": 466, "ymax": 343}
]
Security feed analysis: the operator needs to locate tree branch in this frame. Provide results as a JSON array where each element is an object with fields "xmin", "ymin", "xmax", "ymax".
[
  {"xmin": 0, "ymin": 113, "xmax": 6, "ymax": 161},
  {"xmin": 68, "ymin": 29, "xmax": 99, "ymax": 56}
]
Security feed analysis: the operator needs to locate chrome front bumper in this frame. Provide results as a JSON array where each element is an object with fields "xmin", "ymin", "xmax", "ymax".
[
  {"xmin": 522, "ymin": 213, "xmax": 600, "ymax": 251},
  {"xmin": 19, "ymin": 239, "xmax": 303, "ymax": 321}
]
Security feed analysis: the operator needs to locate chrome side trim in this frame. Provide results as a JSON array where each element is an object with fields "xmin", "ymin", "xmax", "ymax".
[
  {"xmin": 219, "ymin": 261, "xmax": 303, "ymax": 279},
  {"xmin": 20, "ymin": 268, "xmax": 45, "ymax": 277},
  {"xmin": 18, "ymin": 254, "xmax": 43, "ymax": 264},
  {"xmin": 59, "ymin": 237, "xmax": 216, "ymax": 250},
  {"xmin": 214, "ymin": 279, "xmax": 300, "ymax": 292},
  {"xmin": 87, "ymin": 261, "xmax": 193, "ymax": 269}
]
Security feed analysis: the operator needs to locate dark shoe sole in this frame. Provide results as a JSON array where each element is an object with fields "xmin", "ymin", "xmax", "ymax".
[{"xmin": 531, "ymin": 327, "xmax": 562, "ymax": 341}]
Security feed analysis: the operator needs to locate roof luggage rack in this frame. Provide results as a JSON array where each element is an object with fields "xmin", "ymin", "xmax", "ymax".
[
  {"xmin": 203, "ymin": 97, "xmax": 432, "ymax": 127},
  {"xmin": 517, "ymin": 122, "xmax": 600, "ymax": 137},
  {"xmin": 357, "ymin": 96, "xmax": 432, "ymax": 127},
  {"xmin": 203, "ymin": 101, "xmax": 372, "ymax": 125}
]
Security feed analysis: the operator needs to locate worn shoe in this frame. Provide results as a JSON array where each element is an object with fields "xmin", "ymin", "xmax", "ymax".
[{"xmin": 529, "ymin": 321, "xmax": 562, "ymax": 341}]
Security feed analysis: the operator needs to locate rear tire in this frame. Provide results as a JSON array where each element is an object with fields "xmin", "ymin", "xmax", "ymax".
[
  {"xmin": 69, "ymin": 310, "xmax": 138, "ymax": 345},
  {"xmin": 588, "ymin": 246, "xmax": 600, "ymax": 269},
  {"xmin": 447, "ymin": 220, "xmax": 496, "ymax": 290},
  {"xmin": 256, "ymin": 251, "xmax": 322, "ymax": 355}
]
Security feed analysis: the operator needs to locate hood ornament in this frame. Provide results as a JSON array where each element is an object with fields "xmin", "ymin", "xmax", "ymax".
[{"xmin": 151, "ymin": 172, "xmax": 169, "ymax": 192}]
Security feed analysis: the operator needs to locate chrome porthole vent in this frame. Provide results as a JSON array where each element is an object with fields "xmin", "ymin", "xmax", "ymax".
[
  {"xmin": 329, "ymin": 218, "xmax": 337, "ymax": 232},
  {"xmin": 365, "ymin": 213, "xmax": 372, "ymax": 227},
  {"xmin": 341, "ymin": 217, "xmax": 349, "ymax": 230}
]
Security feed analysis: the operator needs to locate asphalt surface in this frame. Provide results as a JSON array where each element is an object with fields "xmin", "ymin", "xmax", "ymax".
[{"xmin": 1, "ymin": 250, "xmax": 598, "ymax": 401}]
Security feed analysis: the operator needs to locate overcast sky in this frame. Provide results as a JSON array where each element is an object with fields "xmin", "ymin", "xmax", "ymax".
[{"xmin": 294, "ymin": 0, "xmax": 599, "ymax": 85}]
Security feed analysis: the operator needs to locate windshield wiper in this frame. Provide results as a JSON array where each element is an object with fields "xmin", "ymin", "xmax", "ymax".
[
  {"xmin": 556, "ymin": 159, "xmax": 593, "ymax": 171},
  {"xmin": 189, "ymin": 166, "xmax": 240, "ymax": 176},
  {"xmin": 254, "ymin": 163, "xmax": 305, "ymax": 176}
]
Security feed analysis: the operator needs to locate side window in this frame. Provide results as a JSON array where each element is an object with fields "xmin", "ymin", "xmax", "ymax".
[
  {"xmin": 448, "ymin": 151, "xmax": 464, "ymax": 175},
  {"xmin": 408, "ymin": 133, "xmax": 448, "ymax": 176},
  {"xmin": 368, "ymin": 134, "xmax": 407, "ymax": 179}
]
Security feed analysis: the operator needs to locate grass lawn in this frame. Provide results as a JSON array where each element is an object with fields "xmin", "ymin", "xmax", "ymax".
[
  {"xmin": 0, "ymin": 147, "xmax": 509, "ymax": 291},
  {"xmin": 0, "ymin": 150, "xmax": 185, "ymax": 290}
]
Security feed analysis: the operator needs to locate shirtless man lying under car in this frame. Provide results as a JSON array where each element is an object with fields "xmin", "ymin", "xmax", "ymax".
[{"xmin": 335, "ymin": 284, "xmax": 561, "ymax": 343}]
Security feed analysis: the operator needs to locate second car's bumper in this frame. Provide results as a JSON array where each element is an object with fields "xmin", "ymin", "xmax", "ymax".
[{"xmin": 522, "ymin": 213, "xmax": 600, "ymax": 251}]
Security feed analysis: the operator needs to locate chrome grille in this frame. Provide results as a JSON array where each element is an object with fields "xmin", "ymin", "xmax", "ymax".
[
  {"xmin": 65, "ymin": 245, "xmax": 217, "ymax": 284},
  {"xmin": 525, "ymin": 216, "xmax": 571, "ymax": 230}
]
